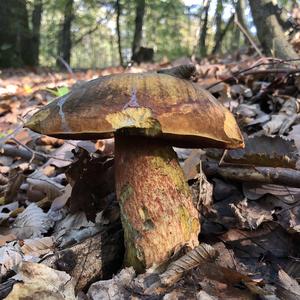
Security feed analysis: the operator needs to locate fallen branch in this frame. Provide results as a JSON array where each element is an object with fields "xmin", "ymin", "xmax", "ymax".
[
  {"xmin": 41, "ymin": 224, "xmax": 124, "ymax": 292},
  {"xmin": 202, "ymin": 161, "xmax": 300, "ymax": 188},
  {"xmin": 207, "ymin": 58, "xmax": 300, "ymax": 90},
  {"xmin": 1, "ymin": 144, "xmax": 46, "ymax": 162}
]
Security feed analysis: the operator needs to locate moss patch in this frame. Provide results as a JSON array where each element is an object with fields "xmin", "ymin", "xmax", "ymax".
[
  {"xmin": 178, "ymin": 205, "xmax": 196, "ymax": 241},
  {"xmin": 151, "ymin": 148, "xmax": 191, "ymax": 196},
  {"xmin": 119, "ymin": 184, "xmax": 145, "ymax": 272}
]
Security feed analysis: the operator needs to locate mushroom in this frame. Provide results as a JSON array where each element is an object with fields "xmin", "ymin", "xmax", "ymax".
[{"xmin": 25, "ymin": 69, "xmax": 244, "ymax": 272}]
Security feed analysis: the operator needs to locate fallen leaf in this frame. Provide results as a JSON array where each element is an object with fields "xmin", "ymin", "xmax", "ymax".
[
  {"xmin": 87, "ymin": 267, "xmax": 135, "ymax": 300},
  {"xmin": 230, "ymin": 199, "xmax": 273, "ymax": 229},
  {"xmin": 20, "ymin": 237, "xmax": 55, "ymax": 257},
  {"xmin": 5, "ymin": 261, "xmax": 76, "ymax": 300},
  {"xmin": 276, "ymin": 269, "xmax": 300, "ymax": 300},
  {"xmin": 11, "ymin": 203, "xmax": 53, "ymax": 239},
  {"xmin": 0, "ymin": 243, "xmax": 23, "ymax": 278}
]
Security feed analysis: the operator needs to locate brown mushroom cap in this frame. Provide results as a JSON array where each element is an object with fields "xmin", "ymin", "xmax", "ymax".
[{"xmin": 25, "ymin": 72, "xmax": 244, "ymax": 149}]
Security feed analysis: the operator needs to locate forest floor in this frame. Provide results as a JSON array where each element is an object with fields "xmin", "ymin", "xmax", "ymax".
[{"xmin": 0, "ymin": 54, "xmax": 300, "ymax": 300}]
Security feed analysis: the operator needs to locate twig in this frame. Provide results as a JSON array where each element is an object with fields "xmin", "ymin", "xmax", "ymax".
[
  {"xmin": 1, "ymin": 143, "xmax": 46, "ymax": 162},
  {"xmin": 218, "ymin": 149, "xmax": 228, "ymax": 166},
  {"xmin": 56, "ymin": 56, "xmax": 76, "ymax": 80},
  {"xmin": 207, "ymin": 59, "xmax": 300, "ymax": 90},
  {"xmin": 234, "ymin": 14, "xmax": 263, "ymax": 57},
  {"xmin": 203, "ymin": 161, "xmax": 300, "ymax": 188},
  {"xmin": 2, "ymin": 140, "xmax": 73, "ymax": 163},
  {"xmin": 243, "ymin": 68, "xmax": 300, "ymax": 76},
  {"xmin": 0, "ymin": 124, "xmax": 24, "ymax": 147}
]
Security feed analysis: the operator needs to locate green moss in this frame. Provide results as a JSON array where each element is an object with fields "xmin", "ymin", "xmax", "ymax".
[
  {"xmin": 119, "ymin": 183, "xmax": 145, "ymax": 272},
  {"xmin": 178, "ymin": 205, "xmax": 196, "ymax": 240},
  {"xmin": 119, "ymin": 184, "xmax": 134, "ymax": 204},
  {"xmin": 139, "ymin": 206, "xmax": 155, "ymax": 231},
  {"xmin": 151, "ymin": 148, "xmax": 191, "ymax": 196}
]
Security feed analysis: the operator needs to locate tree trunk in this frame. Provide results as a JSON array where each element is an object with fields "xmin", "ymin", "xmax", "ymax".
[
  {"xmin": 214, "ymin": 0, "xmax": 223, "ymax": 49},
  {"xmin": 31, "ymin": 0, "xmax": 43, "ymax": 66},
  {"xmin": 199, "ymin": 0, "xmax": 210, "ymax": 58},
  {"xmin": 131, "ymin": 0, "xmax": 146, "ymax": 62},
  {"xmin": 57, "ymin": 0, "xmax": 74, "ymax": 69},
  {"xmin": 0, "ymin": 0, "xmax": 33, "ymax": 67},
  {"xmin": 212, "ymin": 14, "xmax": 234, "ymax": 55},
  {"xmin": 116, "ymin": 0, "xmax": 123, "ymax": 66},
  {"xmin": 249, "ymin": 0, "xmax": 299, "ymax": 60},
  {"xmin": 235, "ymin": 0, "xmax": 252, "ymax": 41}
]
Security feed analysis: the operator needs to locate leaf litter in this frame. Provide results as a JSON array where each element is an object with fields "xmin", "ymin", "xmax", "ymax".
[{"xmin": 0, "ymin": 53, "xmax": 300, "ymax": 299}]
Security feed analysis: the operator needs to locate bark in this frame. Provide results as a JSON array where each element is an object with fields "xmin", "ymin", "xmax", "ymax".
[
  {"xmin": 235, "ymin": 0, "xmax": 253, "ymax": 42},
  {"xmin": 31, "ymin": 0, "xmax": 43, "ymax": 66},
  {"xmin": 57, "ymin": 0, "xmax": 74, "ymax": 68},
  {"xmin": 249, "ymin": 0, "xmax": 299, "ymax": 60},
  {"xmin": 211, "ymin": 14, "xmax": 234, "ymax": 55},
  {"xmin": 116, "ymin": 0, "xmax": 123, "ymax": 66},
  {"xmin": 42, "ymin": 225, "xmax": 124, "ymax": 292},
  {"xmin": 214, "ymin": 0, "xmax": 223, "ymax": 49},
  {"xmin": 131, "ymin": 0, "xmax": 146, "ymax": 62},
  {"xmin": 0, "ymin": 0, "xmax": 33, "ymax": 67},
  {"xmin": 203, "ymin": 161, "xmax": 300, "ymax": 188},
  {"xmin": 199, "ymin": 0, "xmax": 210, "ymax": 58},
  {"xmin": 114, "ymin": 136, "xmax": 200, "ymax": 272}
]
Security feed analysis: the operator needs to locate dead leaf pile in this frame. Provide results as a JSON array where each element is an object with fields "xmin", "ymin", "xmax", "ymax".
[{"xmin": 0, "ymin": 54, "xmax": 300, "ymax": 299}]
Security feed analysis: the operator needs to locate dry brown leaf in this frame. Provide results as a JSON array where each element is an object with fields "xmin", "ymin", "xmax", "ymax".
[
  {"xmin": 0, "ymin": 234, "xmax": 16, "ymax": 246},
  {"xmin": 212, "ymin": 135, "xmax": 299, "ymax": 168},
  {"xmin": 243, "ymin": 183, "xmax": 300, "ymax": 204},
  {"xmin": 20, "ymin": 237, "xmax": 55, "ymax": 257},
  {"xmin": 263, "ymin": 97, "xmax": 299, "ymax": 135},
  {"xmin": 87, "ymin": 267, "xmax": 135, "ymax": 300},
  {"xmin": 50, "ymin": 184, "xmax": 72, "ymax": 211},
  {"xmin": 0, "ymin": 202, "xmax": 18, "ymax": 225},
  {"xmin": 5, "ymin": 261, "xmax": 76, "ymax": 300},
  {"xmin": 0, "ymin": 243, "xmax": 23, "ymax": 278},
  {"xmin": 230, "ymin": 199, "xmax": 273, "ymax": 229},
  {"xmin": 11, "ymin": 203, "xmax": 53, "ymax": 239},
  {"xmin": 276, "ymin": 269, "xmax": 300, "ymax": 300},
  {"xmin": 53, "ymin": 212, "xmax": 101, "ymax": 247},
  {"xmin": 26, "ymin": 170, "xmax": 64, "ymax": 200},
  {"xmin": 159, "ymin": 244, "xmax": 218, "ymax": 287}
]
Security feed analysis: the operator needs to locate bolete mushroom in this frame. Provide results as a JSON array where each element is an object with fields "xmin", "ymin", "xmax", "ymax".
[{"xmin": 25, "ymin": 69, "xmax": 244, "ymax": 272}]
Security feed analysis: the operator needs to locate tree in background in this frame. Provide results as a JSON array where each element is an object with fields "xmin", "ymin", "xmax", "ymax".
[
  {"xmin": 131, "ymin": 0, "xmax": 146, "ymax": 62},
  {"xmin": 214, "ymin": 0, "xmax": 223, "ymax": 49},
  {"xmin": 115, "ymin": 0, "xmax": 123, "ymax": 66},
  {"xmin": 0, "ymin": 0, "xmax": 42, "ymax": 67},
  {"xmin": 198, "ymin": 0, "xmax": 210, "ymax": 58},
  {"xmin": 249, "ymin": 0, "xmax": 299, "ymax": 60},
  {"xmin": 31, "ymin": 0, "xmax": 43, "ymax": 66},
  {"xmin": 0, "ymin": 0, "xmax": 299, "ymax": 69},
  {"xmin": 56, "ymin": 0, "xmax": 74, "ymax": 68}
]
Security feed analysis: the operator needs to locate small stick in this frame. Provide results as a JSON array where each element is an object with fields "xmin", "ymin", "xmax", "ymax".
[
  {"xmin": 234, "ymin": 14, "xmax": 263, "ymax": 58},
  {"xmin": 203, "ymin": 161, "xmax": 300, "ymax": 188},
  {"xmin": 207, "ymin": 59, "xmax": 300, "ymax": 90}
]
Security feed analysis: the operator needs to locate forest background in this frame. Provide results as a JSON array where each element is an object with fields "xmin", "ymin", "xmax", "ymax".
[{"xmin": 0, "ymin": 0, "xmax": 299, "ymax": 71}]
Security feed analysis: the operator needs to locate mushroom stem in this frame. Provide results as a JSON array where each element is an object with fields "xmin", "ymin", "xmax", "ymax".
[{"xmin": 114, "ymin": 135, "xmax": 200, "ymax": 272}]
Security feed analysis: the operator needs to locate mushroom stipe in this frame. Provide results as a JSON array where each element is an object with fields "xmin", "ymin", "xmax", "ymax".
[{"xmin": 115, "ymin": 134, "xmax": 199, "ymax": 272}]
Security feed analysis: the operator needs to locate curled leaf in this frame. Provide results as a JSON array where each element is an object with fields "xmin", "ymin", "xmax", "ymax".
[
  {"xmin": 11, "ymin": 203, "xmax": 53, "ymax": 239},
  {"xmin": 5, "ymin": 261, "xmax": 76, "ymax": 300},
  {"xmin": 160, "ymin": 243, "xmax": 218, "ymax": 286}
]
